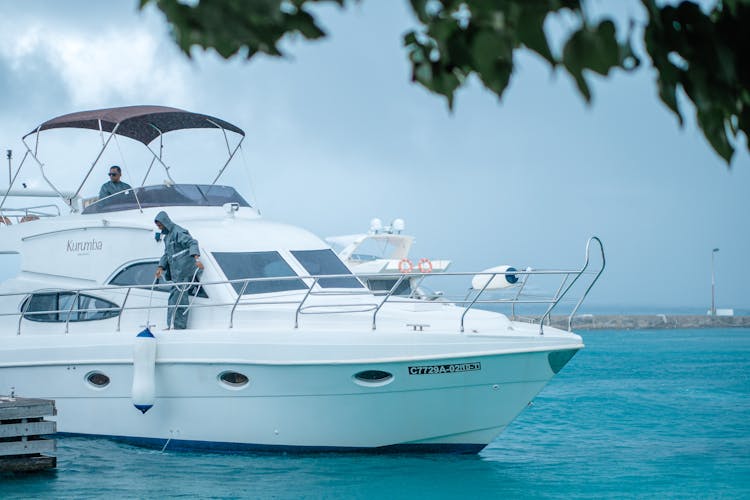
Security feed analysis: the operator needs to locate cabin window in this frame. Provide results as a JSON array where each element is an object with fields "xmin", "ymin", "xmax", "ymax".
[
  {"xmin": 111, "ymin": 262, "xmax": 161, "ymax": 288},
  {"xmin": 22, "ymin": 292, "xmax": 120, "ymax": 322},
  {"xmin": 218, "ymin": 371, "xmax": 250, "ymax": 388},
  {"xmin": 353, "ymin": 370, "xmax": 394, "ymax": 387},
  {"xmin": 86, "ymin": 371, "xmax": 111, "ymax": 388},
  {"xmin": 366, "ymin": 279, "xmax": 412, "ymax": 296},
  {"xmin": 109, "ymin": 261, "xmax": 207, "ymax": 298},
  {"xmin": 291, "ymin": 249, "xmax": 363, "ymax": 289},
  {"xmin": 212, "ymin": 251, "xmax": 307, "ymax": 295}
]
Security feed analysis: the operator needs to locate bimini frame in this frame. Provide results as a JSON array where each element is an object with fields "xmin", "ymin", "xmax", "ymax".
[{"xmin": 0, "ymin": 105, "xmax": 245, "ymax": 215}]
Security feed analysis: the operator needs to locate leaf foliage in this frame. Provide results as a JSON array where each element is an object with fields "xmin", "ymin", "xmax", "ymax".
[{"xmin": 140, "ymin": 0, "xmax": 750, "ymax": 165}]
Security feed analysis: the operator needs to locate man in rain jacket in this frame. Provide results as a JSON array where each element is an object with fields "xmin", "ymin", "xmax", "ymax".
[{"xmin": 154, "ymin": 211, "xmax": 204, "ymax": 329}]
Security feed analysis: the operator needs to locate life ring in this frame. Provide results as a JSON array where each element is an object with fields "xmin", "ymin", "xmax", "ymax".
[
  {"xmin": 398, "ymin": 258, "xmax": 413, "ymax": 273},
  {"xmin": 418, "ymin": 258, "xmax": 433, "ymax": 273}
]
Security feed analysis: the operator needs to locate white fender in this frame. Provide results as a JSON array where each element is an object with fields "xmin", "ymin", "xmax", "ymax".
[
  {"xmin": 471, "ymin": 265, "xmax": 519, "ymax": 290},
  {"xmin": 132, "ymin": 327, "xmax": 157, "ymax": 414}
]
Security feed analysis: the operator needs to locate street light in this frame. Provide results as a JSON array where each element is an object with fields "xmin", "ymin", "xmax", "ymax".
[{"xmin": 711, "ymin": 248, "xmax": 720, "ymax": 316}]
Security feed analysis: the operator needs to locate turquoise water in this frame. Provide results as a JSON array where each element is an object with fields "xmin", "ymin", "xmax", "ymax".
[{"xmin": 3, "ymin": 329, "xmax": 749, "ymax": 498}]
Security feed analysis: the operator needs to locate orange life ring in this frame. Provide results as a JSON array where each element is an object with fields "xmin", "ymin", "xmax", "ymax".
[
  {"xmin": 398, "ymin": 258, "xmax": 413, "ymax": 273},
  {"xmin": 418, "ymin": 258, "xmax": 433, "ymax": 273}
]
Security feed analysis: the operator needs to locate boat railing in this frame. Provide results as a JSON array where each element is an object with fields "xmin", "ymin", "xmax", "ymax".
[
  {"xmin": 0, "ymin": 237, "xmax": 605, "ymax": 336},
  {"xmin": 0, "ymin": 204, "xmax": 61, "ymax": 224}
]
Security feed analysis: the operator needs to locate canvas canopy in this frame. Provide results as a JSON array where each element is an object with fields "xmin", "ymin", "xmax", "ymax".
[{"xmin": 25, "ymin": 105, "xmax": 245, "ymax": 145}]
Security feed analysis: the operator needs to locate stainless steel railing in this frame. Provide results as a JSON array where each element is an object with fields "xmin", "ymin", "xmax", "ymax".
[
  {"xmin": 0, "ymin": 237, "xmax": 605, "ymax": 335},
  {"xmin": 0, "ymin": 204, "xmax": 61, "ymax": 224}
]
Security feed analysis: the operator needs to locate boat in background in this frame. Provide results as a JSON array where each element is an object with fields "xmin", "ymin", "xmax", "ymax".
[
  {"xmin": 0, "ymin": 106, "xmax": 605, "ymax": 453},
  {"xmin": 326, "ymin": 218, "xmax": 451, "ymax": 299}
]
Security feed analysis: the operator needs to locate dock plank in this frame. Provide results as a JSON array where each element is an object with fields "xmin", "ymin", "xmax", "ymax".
[
  {"xmin": 0, "ymin": 397, "xmax": 57, "ymax": 472},
  {"xmin": 0, "ymin": 420, "xmax": 56, "ymax": 438},
  {"xmin": 0, "ymin": 438, "xmax": 56, "ymax": 457},
  {"xmin": 0, "ymin": 455, "xmax": 57, "ymax": 473},
  {"xmin": 0, "ymin": 398, "xmax": 56, "ymax": 420}
]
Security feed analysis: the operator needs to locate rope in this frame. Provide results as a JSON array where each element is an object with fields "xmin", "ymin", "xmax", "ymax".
[
  {"xmin": 238, "ymin": 145, "xmax": 260, "ymax": 213},
  {"xmin": 160, "ymin": 435, "xmax": 172, "ymax": 453},
  {"xmin": 113, "ymin": 134, "xmax": 130, "ymax": 181},
  {"xmin": 114, "ymin": 135, "xmax": 143, "ymax": 212},
  {"xmin": 146, "ymin": 276, "xmax": 157, "ymax": 327}
]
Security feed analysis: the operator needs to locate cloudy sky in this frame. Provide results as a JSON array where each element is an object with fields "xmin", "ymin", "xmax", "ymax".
[{"xmin": 0, "ymin": 1, "xmax": 748, "ymax": 312}]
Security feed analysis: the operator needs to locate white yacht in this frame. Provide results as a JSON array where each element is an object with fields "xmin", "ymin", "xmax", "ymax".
[
  {"xmin": 0, "ymin": 106, "xmax": 604, "ymax": 453},
  {"xmin": 326, "ymin": 218, "xmax": 451, "ymax": 299}
]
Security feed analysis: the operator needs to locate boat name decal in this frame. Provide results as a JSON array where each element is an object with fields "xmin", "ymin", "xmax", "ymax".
[
  {"xmin": 408, "ymin": 362, "xmax": 481, "ymax": 375},
  {"xmin": 66, "ymin": 238, "xmax": 103, "ymax": 253}
]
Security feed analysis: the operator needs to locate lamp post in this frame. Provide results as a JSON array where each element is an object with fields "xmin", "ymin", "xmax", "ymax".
[
  {"xmin": 711, "ymin": 248, "xmax": 720, "ymax": 316},
  {"xmin": 6, "ymin": 150, "xmax": 11, "ymax": 186}
]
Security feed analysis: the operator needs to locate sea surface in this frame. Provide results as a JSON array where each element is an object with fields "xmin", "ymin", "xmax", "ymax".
[{"xmin": 3, "ymin": 328, "xmax": 749, "ymax": 499}]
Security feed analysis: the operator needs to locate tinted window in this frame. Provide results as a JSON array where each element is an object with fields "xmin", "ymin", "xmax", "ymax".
[
  {"xmin": 23, "ymin": 292, "xmax": 119, "ymax": 322},
  {"xmin": 83, "ymin": 184, "xmax": 251, "ymax": 214},
  {"xmin": 86, "ymin": 371, "xmax": 111, "ymax": 388},
  {"xmin": 111, "ymin": 262, "xmax": 158, "ymax": 287},
  {"xmin": 110, "ymin": 261, "xmax": 207, "ymax": 298},
  {"xmin": 291, "ymin": 249, "xmax": 363, "ymax": 289},
  {"xmin": 219, "ymin": 371, "xmax": 249, "ymax": 387},
  {"xmin": 350, "ymin": 239, "xmax": 400, "ymax": 261},
  {"xmin": 23, "ymin": 293, "xmax": 57, "ymax": 322},
  {"xmin": 354, "ymin": 370, "xmax": 393, "ymax": 382},
  {"xmin": 367, "ymin": 279, "xmax": 412, "ymax": 296},
  {"xmin": 212, "ymin": 251, "xmax": 307, "ymax": 295}
]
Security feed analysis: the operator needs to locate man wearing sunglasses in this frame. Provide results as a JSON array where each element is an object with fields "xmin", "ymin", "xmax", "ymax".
[{"xmin": 99, "ymin": 165, "xmax": 132, "ymax": 199}]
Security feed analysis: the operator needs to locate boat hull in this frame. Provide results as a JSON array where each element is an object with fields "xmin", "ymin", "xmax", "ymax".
[{"xmin": 2, "ymin": 346, "xmax": 575, "ymax": 452}]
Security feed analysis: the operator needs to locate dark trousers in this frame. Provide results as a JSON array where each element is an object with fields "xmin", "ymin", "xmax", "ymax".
[{"xmin": 167, "ymin": 283, "xmax": 191, "ymax": 329}]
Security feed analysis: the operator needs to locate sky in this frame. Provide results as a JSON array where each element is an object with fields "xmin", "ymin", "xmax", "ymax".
[{"xmin": 0, "ymin": 1, "xmax": 748, "ymax": 312}]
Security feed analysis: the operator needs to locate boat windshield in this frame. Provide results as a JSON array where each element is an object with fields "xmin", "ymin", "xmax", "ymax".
[
  {"xmin": 82, "ymin": 184, "xmax": 251, "ymax": 214},
  {"xmin": 290, "ymin": 249, "xmax": 364, "ymax": 289},
  {"xmin": 212, "ymin": 251, "xmax": 308, "ymax": 295}
]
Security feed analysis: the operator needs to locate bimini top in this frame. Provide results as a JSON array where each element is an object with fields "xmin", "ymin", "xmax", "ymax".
[{"xmin": 24, "ymin": 105, "xmax": 245, "ymax": 145}]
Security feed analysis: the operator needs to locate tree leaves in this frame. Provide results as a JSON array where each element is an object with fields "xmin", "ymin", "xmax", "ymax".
[
  {"xmin": 562, "ymin": 20, "xmax": 632, "ymax": 102},
  {"xmin": 142, "ymin": 0, "xmax": 749, "ymax": 165},
  {"xmin": 641, "ymin": 0, "xmax": 750, "ymax": 164},
  {"xmin": 141, "ymin": 0, "xmax": 342, "ymax": 59}
]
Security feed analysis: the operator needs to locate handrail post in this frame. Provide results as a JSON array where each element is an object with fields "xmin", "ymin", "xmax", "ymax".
[
  {"xmin": 229, "ymin": 280, "xmax": 250, "ymax": 328},
  {"xmin": 409, "ymin": 275, "xmax": 427, "ymax": 299},
  {"xmin": 116, "ymin": 287, "xmax": 132, "ymax": 332},
  {"xmin": 294, "ymin": 277, "xmax": 318, "ymax": 329},
  {"xmin": 540, "ymin": 236, "xmax": 606, "ymax": 334},
  {"xmin": 539, "ymin": 273, "xmax": 571, "ymax": 335},
  {"xmin": 64, "ymin": 291, "xmax": 81, "ymax": 334},
  {"xmin": 171, "ymin": 268, "xmax": 200, "ymax": 327},
  {"xmin": 567, "ymin": 236, "xmax": 606, "ymax": 331},
  {"xmin": 372, "ymin": 274, "xmax": 407, "ymax": 330},
  {"xmin": 460, "ymin": 273, "xmax": 495, "ymax": 333},
  {"xmin": 511, "ymin": 271, "xmax": 530, "ymax": 320},
  {"xmin": 17, "ymin": 294, "xmax": 31, "ymax": 335}
]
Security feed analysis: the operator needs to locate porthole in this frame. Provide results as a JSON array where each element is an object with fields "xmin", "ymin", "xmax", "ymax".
[
  {"xmin": 85, "ymin": 371, "xmax": 110, "ymax": 388},
  {"xmin": 218, "ymin": 371, "xmax": 249, "ymax": 389},
  {"xmin": 353, "ymin": 370, "xmax": 394, "ymax": 387}
]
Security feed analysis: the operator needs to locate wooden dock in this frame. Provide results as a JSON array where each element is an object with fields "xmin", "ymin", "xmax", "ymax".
[{"xmin": 0, "ymin": 396, "xmax": 57, "ymax": 473}]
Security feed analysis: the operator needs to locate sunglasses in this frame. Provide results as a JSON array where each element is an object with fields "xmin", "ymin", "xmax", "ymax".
[{"xmin": 108, "ymin": 172, "xmax": 119, "ymax": 176}]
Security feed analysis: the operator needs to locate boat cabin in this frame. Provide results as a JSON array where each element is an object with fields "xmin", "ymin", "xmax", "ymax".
[{"xmin": 0, "ymin": 106, "xmax": 370, "ymax": 333}]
